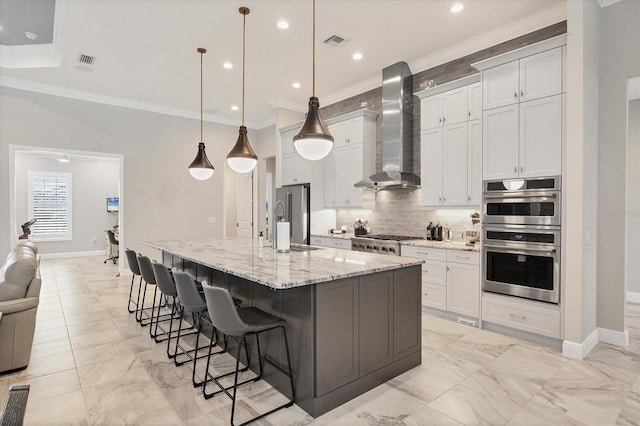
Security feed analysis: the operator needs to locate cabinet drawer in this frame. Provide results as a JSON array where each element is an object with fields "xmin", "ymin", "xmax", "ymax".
[
  {"xmin": 401, "ymin": 245, "xmax": 446, "ymax": 261},
  {"xmin": 422, "ymin": 283, "xmax": 446, "ymax": 310},
  {"xmin": 422, "ymin": 261, "xmax": 446, "ymax": 286},
  {"xmin": 482, "ymin": 293, "xmax": 560, "ymax": 338},
  {"xmin": 446, "ymin": 250, "xmax": 479, "ymax": 265},
  {"xmin": 332, "ymin": 239, "xmax": 352, "ymax": 250}
]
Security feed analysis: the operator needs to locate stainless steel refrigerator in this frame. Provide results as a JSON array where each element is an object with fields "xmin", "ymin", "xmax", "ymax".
[{"xmin": 275, "ymin": 184, "xmax": 310, "ymax": 245}]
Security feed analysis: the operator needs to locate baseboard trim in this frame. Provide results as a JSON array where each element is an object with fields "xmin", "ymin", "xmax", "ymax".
[
  {"xmin": 39, "ymin": 250, "xmax": 109, "ymax": 259},
  {"xmin": 627, "ymin": 291, "xmax": 640, "ymax": 304},
  {"xmin": 598, "ymin": 327, "xmax": 629, "ymax": 347},
  {"xmin": 562, "ymin": 328, "xmax": 599, "ymax": 359}
]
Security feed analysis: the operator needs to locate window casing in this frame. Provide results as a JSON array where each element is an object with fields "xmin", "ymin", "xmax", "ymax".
[{"xmin": 28, "ymin": 171, "xmax": 72, "ymax": 241}]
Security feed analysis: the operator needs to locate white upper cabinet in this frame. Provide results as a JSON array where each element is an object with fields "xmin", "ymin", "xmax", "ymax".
[
  {"xmin": 323, "ymin": 110, "xmax": 377, "ymax": 208},
  {"xmin": 475, "ymin": 38, "xmax": 565, "ymax": 180},
  {"xmin": 468, "ymin": 83, "xmax": 482, "ymax": 121},
  {"xmin": 483, "ymin": 47, "xmax": 562, "ymax": 110},
  {"xmin": 417, "ymin": 76, "xmax": 482, "ymax": 207},
  {"xmin": 279, "ymin": 125, "xmax": 313, "ymax": 185}
]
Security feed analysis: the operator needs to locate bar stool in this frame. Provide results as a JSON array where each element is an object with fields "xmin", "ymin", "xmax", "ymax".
[
  {"xmin": 150, "ymin": 261, "xmax": 197, "ymax": 354},
  {"xmin": 201, "ymin": 283, "xmax": 295, "ymax": 426},
  {"xmin": 136, "ymin": 254, "xmax": 172, "ymax": 338},
  {"xmin": 172, "ymin": 271, "xmax": 229, "ymax": 387},
  {"xmin": 124, "ymin": 249, "xmax": 145, "ymax": 319}
]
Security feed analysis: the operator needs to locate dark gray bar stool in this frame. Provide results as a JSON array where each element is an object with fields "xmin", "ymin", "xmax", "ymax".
[
  {"xmin": 150, "ymin": 261, "xmax": 198, "ymax": 354},
  {"xmin": 201, "ymin": 283, "xmax": 295, "ymax": 426},
  {"xmin": 136, "ymin": 254, "xmax": 172, "ymax": 337},
  {"xmin": 125, "ymin": 248, "xmax": 147, "ymax": 321},
  {"xmin": 172, "ymin": 271, "xmax": 229, "ymax": 387}
]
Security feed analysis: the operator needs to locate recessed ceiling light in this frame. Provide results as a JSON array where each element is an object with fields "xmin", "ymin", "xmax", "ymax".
[
  {"xmin": 292, "ymin": 82, "xmax": 301, "ymax": 89},
  {"xmin": 353, "ymin": 52, "xmax": 363, "ymax": 61},
  {"xmin": 231, "ymin": 105, "xmax": 239, "ymax": 111},
  {"xmin": 450, "ymin": 2, "xmax": 464, "ymax": 13},
  {"xmin": 277, "ymin": 20, "xmax": 289, "ymax": 29},
  {"xmin": 223, "ymin": 62, "xmax": 233, "ymax": 70},
  {"xmin": 24, "ymin": 31, "xmax": 38, "ymax": 40}
]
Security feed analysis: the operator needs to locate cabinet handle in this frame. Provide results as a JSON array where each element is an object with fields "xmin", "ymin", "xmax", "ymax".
[
  {"xmin": 424, "ymin": 292, "xmax": 429, "ymax": 296},
  {"xmin": 521, "ymin": 90, "xmax": 525, "ymax": 97},
  {"xmin": 514, "ymin": 166, "xmax": 517, "ymax": 173},
  {"xmin": 446, "ymin": 266, "xmax": 450, "ymax": 272},
  {"xmin": 514, "ymin": 91, "xmax": 518, "ymax": 98},
  {"xmin": 520, "ymin": 166, "xmax": 524, "ymax": 172},
  {"xmin": 467, "ymin": 196, "xmax": 471, "ymax": 201},
  {"xmin": 509, "ymin": 313, "xmax": 527, "ymax": 320},
  {"xmin": 468, "ymin": 110, "xmax": 471, "ymax": 117},
  {"xmin": 442, "ymin": 117, "xmax": 446, "ymax": 123},
  {"xmin": 439, "ymin": 197, "xmax": 442, "ymax": 202},
  {"xmin": 456, "ymin": 255, "xmax": 470, "ymax": 260},
  {"xmin": 416, "ymin": 252, "xmax": 429, "ymax": 256},
  {"xmin": 442, "ymin": 197, "xmax": 445, "ymax": 201},
  {"xmin": 439, "ymin": 117, "xmax": 442, "ymax": 124}
]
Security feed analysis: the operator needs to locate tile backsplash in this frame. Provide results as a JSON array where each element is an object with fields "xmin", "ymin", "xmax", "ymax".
[{"xmin": 335, "ymin": 190, "xmax": 481, "ymax": 241}]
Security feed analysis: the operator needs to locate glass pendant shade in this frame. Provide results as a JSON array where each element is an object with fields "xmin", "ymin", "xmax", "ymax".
[
  {"xmin": 293, "ymin": 96, "xmax": 334, "ymax": 160},
  {"xmin": 189, "ymin": 142, "xmax": 214, "ymax": 180},
  {"xmin": 227, "ymin": 125, "xmax": 257, "ymax": 174}
]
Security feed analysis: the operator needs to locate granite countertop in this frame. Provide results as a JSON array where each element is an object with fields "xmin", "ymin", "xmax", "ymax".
[
  {"xmin": 142, "ymin": 237, "xmax": 423, "ymax": 290},
  {"xmin": 311, "ymin": 233, "xmax": 354, "ymax": 240},
  {"xmin": 400, "ymin": 239, "xmax": 480, "ymax": 252}
]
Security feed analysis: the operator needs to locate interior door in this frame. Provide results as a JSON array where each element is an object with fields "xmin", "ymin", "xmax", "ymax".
[{"xmin": 237, "ymin": 172, "xmax": 253, "ymax": 237}]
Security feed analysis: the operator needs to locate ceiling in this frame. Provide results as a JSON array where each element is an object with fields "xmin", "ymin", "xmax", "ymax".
[{"xmin": 0, "ymin": 0, "xmax": 566, "ymax": 129}]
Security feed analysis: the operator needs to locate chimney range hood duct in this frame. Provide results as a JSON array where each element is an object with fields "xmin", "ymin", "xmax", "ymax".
[{"xmin": 355, "ymin": 61, "xmax": 420, "ymax": 190}]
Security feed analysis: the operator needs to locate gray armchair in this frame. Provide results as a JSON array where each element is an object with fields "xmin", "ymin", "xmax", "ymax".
[{"xmin": 0, "ymin": 242, "xmax": 41, "ymax": 375}]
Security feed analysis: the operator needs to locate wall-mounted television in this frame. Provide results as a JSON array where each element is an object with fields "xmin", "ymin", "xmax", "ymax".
[{"xmin": 106, "ymin": 197, "xmax": 119, "ymax": 212}]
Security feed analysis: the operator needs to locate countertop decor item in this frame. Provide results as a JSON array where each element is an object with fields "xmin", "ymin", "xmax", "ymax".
[
  {"xmin": 188, "ymin": 48, "xmax": 214, "ymax": 180},
  {"xmin": 226, "ymin": 7, "xmax": 258, "ymax": 174},
  {"xmin": 293, "ymin": 0, "xmax": 334, "ymax": 161},
  {"xmin": 353, "ymin": 218, "xmax": 369, "ymax": 236}
]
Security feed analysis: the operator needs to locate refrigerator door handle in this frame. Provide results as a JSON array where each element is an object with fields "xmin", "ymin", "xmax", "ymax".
[
  {"xmin": 287, "ymin": 192, "xmax": 293, "ymax": 238},
  {"xmin": 302, "ymin": 186, "xmax": 308, "ymax": 244}
]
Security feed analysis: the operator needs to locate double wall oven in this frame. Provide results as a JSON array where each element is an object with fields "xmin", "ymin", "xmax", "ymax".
[{"xmin": 482, "ymin": 177, "xmax": 561, "ymax": 304}]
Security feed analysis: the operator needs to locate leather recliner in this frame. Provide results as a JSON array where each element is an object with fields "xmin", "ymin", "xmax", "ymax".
[{"xmin": 0, "ymin": 242, "xmax": 41, "ymax": 375}]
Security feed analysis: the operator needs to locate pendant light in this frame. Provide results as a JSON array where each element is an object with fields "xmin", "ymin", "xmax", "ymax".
[
  {"xmin": 293, "ymin": 0, "xmax": 333, "ymax": 161},
  {"xmin": 188, "ymin": 48, "xmax": 215, "ymax": 180},
  {"xmin": 226, "ymin": 7, "xmax": 258, "ymax": 174}
]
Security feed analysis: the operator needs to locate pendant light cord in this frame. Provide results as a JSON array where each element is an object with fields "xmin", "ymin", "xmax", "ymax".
[
  {"xmin": 312, "ymin": 0, "xmax": 316, "ymax": 97},
  {"xmin": 200, "ymin": 49, "xmax": 203, "ymax": 142},
  {"xmin": 242, "ymin": 10, "xmax": 246, "ymax": 126}
]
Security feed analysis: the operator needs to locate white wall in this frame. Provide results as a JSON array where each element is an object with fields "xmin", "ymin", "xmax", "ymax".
[
  {"xmin": 14, "ymin": 152, "xmax": 119, "ymax": 254},
  {"xmin": 0, "ymin": 87, "xmax": 254, "ymax": 268},
  {"xmin": 627, "ymin": 99, "xmax": 640, "ymax": 296},
  {"xmin": 597, "ymin": 0, "xmax": 640, "ymax": 331}
]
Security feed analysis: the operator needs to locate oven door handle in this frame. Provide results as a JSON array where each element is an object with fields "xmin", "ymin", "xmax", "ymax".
[
  {"xmin": 483, "ymin": 243, "xmax": 557, "ymax": 254},
  {"xmin": 483, "ymin": 193, "xmax": 557, "ymax": 199}
]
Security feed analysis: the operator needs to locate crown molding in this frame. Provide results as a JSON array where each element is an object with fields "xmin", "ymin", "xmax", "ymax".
[
  {"xmin": 0, "ymin": 76, "xmax": 268, "ymax": 130},
  {"xmin": 596, "ymin": 0, "xmax": 623, "ymax": 7}
]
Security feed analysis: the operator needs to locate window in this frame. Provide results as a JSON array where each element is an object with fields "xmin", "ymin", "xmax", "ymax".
[{"xmin": 28, "ymin": 171, "xmax": 72, "ymax": 241}]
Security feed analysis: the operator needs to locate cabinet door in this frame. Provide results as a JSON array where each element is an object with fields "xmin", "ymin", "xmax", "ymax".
[
  {"xmin": 359, "ymin": 272, "xmax": 393, "ymax": 375},
  {"xmin": 329, "ymin": 121, "xmax": 349, "ymax": 149},
  {"xmin": 342, "ymin": 118, "xmax": 365, "ymax": 145},
  {"xmin": 281, "ymin": 153, "xmax": 298, "ymax": 185},
  {"xmin": 446, "ymin": 263, "xmax": 479, "ymax": 318},
  {"xmin": 333, "ymin": 147, "xmax": 350, "ymax": 207},
  {"xmin": 281, "ymin": 128, "xmax": 297, "ymax": 156},
  {"xmin": 468, "ymin": 83, "xmax": 482, "ymax": 121},
  {"xmin": 315, "ymin": 278, "xmax": 359, "ymax": 397},
  {"xmin": 344, "ymin": 144, "xmax": 363, "ymax": 207},
  {"xmin": 519, "ymin": 48, "xmax": 562, "ymax": 102},
  {"xmin": 442, "ymin": 86, "xmax": 468, "ymax": 126},
  {"xmin": 420, "ymin": 128, "xmax": 444, "ymax": 206},
  {"xmin": 483, "ymin": 61, "xmax": 519, "ymax": 109},
  {"xmin": 323, "ymin": 150, "xmax": 336, "ymax": 208},
  {"xmin": 442, "ymin": 123, "xmax": 468, "ymax": 206},
  {"xmin": 420, "ymin": 95, "xmax": 443, "ymax": 130},
  {"xmin": 519, "ymin": 95, "xmax": 562, "ymax": 178},
  {"xmin": 467, "ymin": 120, "xmax": 482, "ymax": 205},
  {"xmin": 483, "ymin": 104, "xmax": 519, "ymax": 180}
]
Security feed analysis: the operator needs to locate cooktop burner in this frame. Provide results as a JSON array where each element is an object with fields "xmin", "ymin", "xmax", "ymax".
[{"xmin": 360, "ymin": 234, "xmax": 423, "ymax": 241}]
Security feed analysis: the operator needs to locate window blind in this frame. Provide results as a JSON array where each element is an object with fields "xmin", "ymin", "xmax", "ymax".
[{"xmin": 28, "ymin": 172, "xmax": 72, "ymax": 241}]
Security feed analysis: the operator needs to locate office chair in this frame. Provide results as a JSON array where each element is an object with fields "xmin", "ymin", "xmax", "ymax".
[{"xmin": 104, "ymin": 230, "xmax": 119, "ymax": 264}]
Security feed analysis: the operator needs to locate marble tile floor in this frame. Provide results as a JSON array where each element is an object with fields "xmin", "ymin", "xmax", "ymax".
[{"xmin": 1, "ymin": 256, "xmax": 639, "ymax": 425}]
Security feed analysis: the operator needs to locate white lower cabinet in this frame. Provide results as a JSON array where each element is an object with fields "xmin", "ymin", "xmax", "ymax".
[
  {"xmin": 482, "ymin": 292, "xmax": 561, "ymax": 338},
  {"xmin": 402, "ymin": 246, "xmax": 479, "ymax": 318}
]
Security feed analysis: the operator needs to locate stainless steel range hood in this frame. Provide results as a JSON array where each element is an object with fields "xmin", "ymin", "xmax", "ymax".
[{"xmin": 355, "ymin": 61, "xmax": 419, "ymax": 190}]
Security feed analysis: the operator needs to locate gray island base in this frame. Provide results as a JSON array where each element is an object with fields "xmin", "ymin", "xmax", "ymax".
[{"xmin": 142, "ymin": 238, "xmax": 423, "ymax": 417}]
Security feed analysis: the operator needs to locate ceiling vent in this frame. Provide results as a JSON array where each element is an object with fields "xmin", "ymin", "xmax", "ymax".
[
  {"xmin": 323, "ymin": 34, "xmax": 348, "ymax": 47},
  {"xmin": 77, "ymin": 54, "xmax": 95, "ymax": 65}
]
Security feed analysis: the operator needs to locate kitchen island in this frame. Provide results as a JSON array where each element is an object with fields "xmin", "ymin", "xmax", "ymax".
[{"xmin": 142, "ymin": 237, "xmax": 423, "ymax": 417}]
